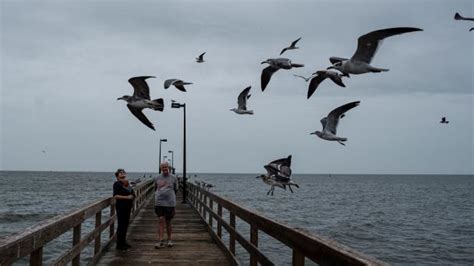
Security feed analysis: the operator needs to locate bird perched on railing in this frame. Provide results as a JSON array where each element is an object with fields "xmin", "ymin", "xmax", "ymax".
[{"xmin": 257, "ymin": 155, "xmax": 299, "ymax": 196}]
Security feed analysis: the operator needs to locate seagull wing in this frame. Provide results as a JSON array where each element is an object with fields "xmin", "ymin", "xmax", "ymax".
[
  {"xmin": 237, "ymin": 86, "xmax": 251, "ymax": 110},
  {"xmin": 351, "ymin": 27, "xmax": 423, "ymax": 64},
  {"xmin": 325, "ymin": 101, "xmax": 360, "ymax": 135},
  {"xmin": 280, "ymin": 47, "xmax": 288, "ymax": 55},
  {"xmin": 328, "ymin": 74, "xmax": 346, "ymax": 87},
  {"xmin": 329, "ymin": 57, "xmax": 349, "ymax": 65},
  {"xmin": 320, "ymin": 117, "xmax": 328, "ymax": 130},
  {"xmin": 264, "ymin": 164, "xmax": 279, "ymax": 176},
  {"xmin": 164, "ymin": 79, "xmax": 177, "ymax": 89},
  {"xmin": 470, "ymin": 28, "xmax": 474, "ymax": 31},
  {"xmin": 307, "ymin": 73, "xmax": 327, "ymax": 99},
  {"xmin": 129, "ymin": 76, "xmax": 155, "ymax": 100},
  {"xmin": 261, "ymin": 66, "xmax": 279, "ymax": 91},
  {"xmin": 199, "ymin": 52, "xmax": 206, "ymax": 60},
  {"xmin": 127, "ymin": 105, "xmax": 155, "ymax": 130},
  {"xmin": 175, "ymin": 84, "xmax": 187, "ymax": 92},
  {"xmin": 290, "ymin": 37, "xmax": 301, "ymax": 47}
]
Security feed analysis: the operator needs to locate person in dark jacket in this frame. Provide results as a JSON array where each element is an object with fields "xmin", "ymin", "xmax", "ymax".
[{"xmin": 113, "ymin": 168, "xmax": 135, "ymax": 250}]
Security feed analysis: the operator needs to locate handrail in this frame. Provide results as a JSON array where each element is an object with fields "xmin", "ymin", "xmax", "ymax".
[
  {"xmin": 0, "ymin": 179, "xmax": 155, "ymax": 266},
  {"xmin": 185, "ymin": 182, "xmax": 385, "ymax": 266}
]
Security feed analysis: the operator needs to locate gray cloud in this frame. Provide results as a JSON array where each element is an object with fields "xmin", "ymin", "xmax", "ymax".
[{"xmin": 1, "ymin": 0, "xmax": 473, "ymax": 174}]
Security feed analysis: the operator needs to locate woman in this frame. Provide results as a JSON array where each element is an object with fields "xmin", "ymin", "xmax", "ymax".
[{"xmin": 113, "ymin": 168, "xmax": 135, "ymax": 250}]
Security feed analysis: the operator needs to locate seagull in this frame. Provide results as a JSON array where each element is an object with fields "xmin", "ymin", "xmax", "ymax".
[
  {"xmin": 327, "ymin": 27, "xmax": 423, "ymax": 75},
  {"xmin": 440, "ymin": 117, "xmax": 449, "ymax": 124},
  {"xmin": 196, "ymin": 52, "xmax": 206, "ymax": 63},
  {"xmin": 293, "ymin": 74, "xmax": 313, "ymax": 82},
  {"xmin": 454, "ymin": 12, "xmax": 474, "ymax": 21},
  {"xmin": 117, "ymin": 76, "xmax": 164, "ymax": 131},
  {"xmin": 310, "ymin": 101, "xmax": 360, "ymax": 146},
  {"xmin": 307, "ymin": 70, "xmax": 348, "ymax": 99},
  {"xmin": 164, "ymin": 79, "xmax": 193, "ymax": 92},
  {"xmin": 261, "ymin": 58, "xmax": 304, "ymax": 91},
  {"xmin": 230, "ymin": 86, "xmax": 254, "ymax": 115},
  {"xmin": 280, "ymin": 37, "xmax": 301, "ymax": 55},
  {"xmin": 257, "ymin": 155, "xmax": 299, "ymax": 196}
]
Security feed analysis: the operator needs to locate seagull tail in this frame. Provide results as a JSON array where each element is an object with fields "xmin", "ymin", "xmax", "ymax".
[
  {"xmin": 370, "ymin": 67, "xmax": 389, "ymax": 73},
  {"xmin": 151, "ymin": 98, "xmax": 164, "ymax": 112},
  {"xmin": 291, "ymin": 63, "xmax": 304, "ymax": 68}
]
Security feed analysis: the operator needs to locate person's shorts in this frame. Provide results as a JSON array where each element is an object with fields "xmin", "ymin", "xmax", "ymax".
[{"xmin": 155, "ymin": 206, "xmax": 175, "ymax": 221}]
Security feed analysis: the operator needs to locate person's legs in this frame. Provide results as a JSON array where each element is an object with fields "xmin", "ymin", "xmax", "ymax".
[
  {"xmin": 115, "ymin": 206, "xmax": 127, "ymax": 249},
  {"xmin": 165, "ymin": 207, "xmax": 175, "ymax": 247},
  {"xmin": 155, "ymin": 206, "xmax": 166, "ymax": 248},
  {"xmin": 122, "ymin": 205, "xmax": 132, "ymax": 247}
]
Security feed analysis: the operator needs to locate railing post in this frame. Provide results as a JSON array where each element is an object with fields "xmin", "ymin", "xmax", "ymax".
[
  {"xmin": 203, "ymin": 195, "xmax": 207, "ymax": 220},
  {"xmin": 72, "ymin": 224, "xmax": 81, "ymax": 266},
  {"xmin": 109, "ymin": 203, "xmax": 115, "ymax": 239},
  {"xmin": 29, "ymin": 247, "xmax": 43, "ymax": 266},
  {"xmin": 292, "ymin": 249, "xmax": 305, "ymax": 266},
  {"xmin": 217, "ymin": 204, "xmax": 222, "ymax": 238},
  {"xmin": 208, "ymin": 199, "xmax": 213, "ymax": 226},
  {"xmin": 229, "ymin": 213, "xmax": 236, "ymax": 255},
  {"xmin": 94, "ymin": 211, "xmax": 102, "ymax": 255},
  {"xmin": 250, "ymin": 223, "xmax": 258, "ymax": 266}
]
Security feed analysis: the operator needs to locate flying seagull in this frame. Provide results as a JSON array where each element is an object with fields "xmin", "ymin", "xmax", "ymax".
[
  {"xmin": 164, "ymin": 79, "xmax": 193, "ymax": 92},
  {"xmin": 311, "ymin": 101, "xmax": 360, "ymax": 145},
  {"xmin": 261, "ymin": 58, "xmax": 304, "ymax": 91},
  {"xmin": 257, "ymin": 155, "xmax": 299, "ymax": 196},
  {"xmin": 280, "ymin": 37, "xmax": 301, "ymax": 55},
  {"xmin": 117, "ymin": 76, "xmax": 164, "ymax": 131},
  {"xmin": 327, "ymin": 27, "xmax": 423, "ymax": 75},
  {"xmin": 454, "ymin": 12, "xmax": 474, "ymax": 21},
  {"xmin": 293, "ymin": 74, "xmax": 313, "ymax": 82},
  {"xmin": 196, "ymin": 52, "xmax": 206, "ymax": 63},
  {"xmin": 440, "ymin": 117, "xmax": 449, "ymax": 124},
  {"xmin": 230, "ymin": 86, "xmax": 254, "ymax": 115},
  {"xmin": 307, "ymin": 70, "xmax": 348, "ymax": 99}
]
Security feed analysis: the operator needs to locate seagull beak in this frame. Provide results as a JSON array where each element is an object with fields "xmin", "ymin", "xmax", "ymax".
[
  {"xmin": 117, "ymin": 97, "xmax": 123, "ymax": 100},
  {"xmin": 310, "ymin": 132, "xmax": 316, "ymax": 135}
]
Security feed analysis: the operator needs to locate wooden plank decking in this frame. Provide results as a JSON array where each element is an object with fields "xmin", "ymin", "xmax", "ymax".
[{"xmin": 95, "ymin": 193, "xmax": 231, "ymax": 266}]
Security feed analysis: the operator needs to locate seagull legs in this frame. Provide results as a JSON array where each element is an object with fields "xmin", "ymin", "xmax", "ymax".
[{"xmin": 337, "ymin": 140, "xmax": 346, "ymax": 146}]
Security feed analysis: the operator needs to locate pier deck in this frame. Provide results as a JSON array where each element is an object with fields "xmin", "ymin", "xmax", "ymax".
[{"xmin": 95, "ymin": 194, "xmax": 231, "ymax": 266}]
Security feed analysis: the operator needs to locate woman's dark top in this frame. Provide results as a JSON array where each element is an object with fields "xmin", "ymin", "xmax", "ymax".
[{"xmin": 113, "ymin": 181, "xmax": 134, "ymax": 209}]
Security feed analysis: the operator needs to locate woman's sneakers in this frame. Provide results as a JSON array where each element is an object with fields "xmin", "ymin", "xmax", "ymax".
[
  {"xmin": 155, "ymin": 240, "xmax": 174, "ymax": 249},
  {"xmin": 155, "ymin": 240, "xmax": 165, "ymax": 249}
]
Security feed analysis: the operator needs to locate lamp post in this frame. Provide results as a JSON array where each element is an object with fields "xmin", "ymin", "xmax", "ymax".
[
  {"xmin": 168, "ymin": 150, "xmax": 174, "ymax": 173},
  {"xmin": 159, "ymin": 138, "xmax": 167, "ymax": 173},
  {"xmin": 171, "ymin": 101, "xmax": 186, "ymax": 203}
]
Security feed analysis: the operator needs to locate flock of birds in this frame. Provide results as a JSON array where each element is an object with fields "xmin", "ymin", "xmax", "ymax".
[{"xmin": 117, "ymin": 13, "xmax": 471, "ymax": 195}]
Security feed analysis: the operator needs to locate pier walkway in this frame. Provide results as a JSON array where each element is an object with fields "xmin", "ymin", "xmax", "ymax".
[{"xmin": 95, "ymin": 194, "xmax": 230, "ymax": 265}]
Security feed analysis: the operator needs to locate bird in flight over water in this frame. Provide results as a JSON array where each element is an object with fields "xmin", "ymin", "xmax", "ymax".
[
  {"xmin": 230, "ymin": 86, "xmax": 254, "ymax": 115},
  {"xmin": 311, "ymin": 101, "xmax": 360, "ymax": 146},
  {"xmin": 261, "ymin": 58, "xmax": 304, "ymax": 91},
  {"xmin": 327, "ymin": 27, "xmax": 423, "ymax": 75},
  {"xmin": 280, "ymin": 37, "xmax": 302, "ymax": 55},
  {"xmin": 117, "ymin": 76, "xmax": 164, "ymax": 131}
]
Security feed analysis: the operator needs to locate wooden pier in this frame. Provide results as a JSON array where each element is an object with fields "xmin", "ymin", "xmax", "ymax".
[
  {"xmin": 95, "ymin": 194, "xmax": 230, "ymax": 265},
  {"xmin": 0, "ymin": 177, "xmax": 385, "ymax": 266}
]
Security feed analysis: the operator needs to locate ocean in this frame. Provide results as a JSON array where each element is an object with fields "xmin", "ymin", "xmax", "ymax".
[{"xmin": 1, "ymin": 171, "xmax": 473, "ymax": 265}]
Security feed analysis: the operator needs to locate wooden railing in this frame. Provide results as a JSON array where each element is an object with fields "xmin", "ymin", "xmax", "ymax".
[
  {"xmin": 186, "ymin": 183, "xmax": 385, "ymax": 266},
  {"xmin": 0, "ymin": 179, "xmax": 155, "ymax": 266}
]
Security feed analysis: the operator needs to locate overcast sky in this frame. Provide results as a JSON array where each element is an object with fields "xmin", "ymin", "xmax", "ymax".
[{"xmin": 1, "ymin": 0, "xmax": 473, "ymax": 174}]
